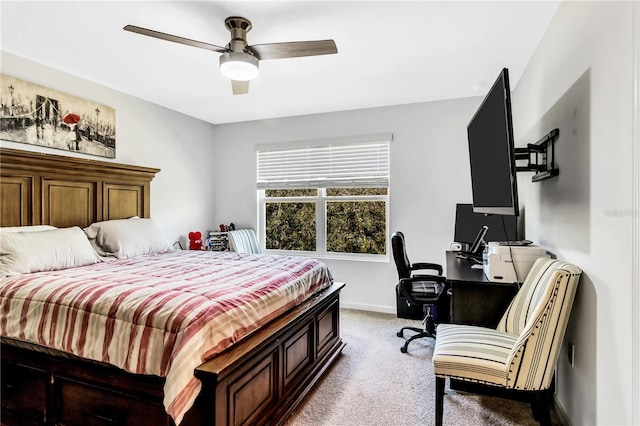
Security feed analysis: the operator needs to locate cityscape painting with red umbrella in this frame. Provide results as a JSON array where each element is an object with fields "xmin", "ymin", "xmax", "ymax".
[
  {"xmin": 62, "ymin": 113, "xmax": 81, "ymax": 125},
  {"xmin": 1, "ymin": 73, "xmax": 116, "ymax": 158}
]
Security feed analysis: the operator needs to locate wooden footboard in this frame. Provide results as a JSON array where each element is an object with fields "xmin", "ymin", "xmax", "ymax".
[{"xmin": 1, "ymin": 282, "xmax": 345, "ymax": 426}]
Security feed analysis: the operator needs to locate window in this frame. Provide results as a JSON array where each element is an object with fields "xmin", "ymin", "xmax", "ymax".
[{"xmin": 257, "ymin": 134, "xmax": 391, "ymax": 259}]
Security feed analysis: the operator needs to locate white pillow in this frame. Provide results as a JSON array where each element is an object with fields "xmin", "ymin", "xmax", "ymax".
[
  {"xmin": 2, "ymin": 225, "xmax": 57, "ymax": 232},
  {"xmin": 0, "ymin": 227, "xmax": 101, "ymax": 277},
  {"xmin": 84, "ymin": 217, "xmax": 170, "ymax": 259}
]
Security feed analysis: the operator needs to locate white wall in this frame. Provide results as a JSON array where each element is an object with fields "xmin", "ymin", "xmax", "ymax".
[
  {"xmin": 0, "ymin": 51, "xmax": 218, "ymax": 246},
  {"xmin": 211, "ymin": 98, "xmax": 481, "ymax": 312},
  {"xmin": 512, "ymin": 2, "xmax": 635, "ymax": 424}
]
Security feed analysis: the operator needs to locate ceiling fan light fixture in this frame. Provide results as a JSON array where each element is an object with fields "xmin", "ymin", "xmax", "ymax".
[
  {"xmin": 219, "ymin": 52, "xmax": 259, "ymax": 81},
  {"xmin": 125, "ymin": 16, "xmax": 337, "ymax": 94}
]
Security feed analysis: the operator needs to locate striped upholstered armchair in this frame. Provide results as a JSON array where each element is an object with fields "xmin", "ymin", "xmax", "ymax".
[
  {"xmin": 432, "ymin": 258, "xmax": 582, "ymax": 426},
  {"xmin": 228, "ymin": 229, "xmax": 263, "ymax": 254}
]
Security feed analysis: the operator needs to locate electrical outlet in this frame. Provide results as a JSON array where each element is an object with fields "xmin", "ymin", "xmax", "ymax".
[{"xmin": 568, "ymin": 342, "xmax": 575, "ymax": 367}]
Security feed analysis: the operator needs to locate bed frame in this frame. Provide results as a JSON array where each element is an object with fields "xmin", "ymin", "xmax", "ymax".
[{"xmin": 0, "ymin": 147, "xmax": 345, "ymax": 426}]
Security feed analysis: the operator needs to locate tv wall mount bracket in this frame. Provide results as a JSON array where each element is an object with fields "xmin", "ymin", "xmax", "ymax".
[{"xmin": 515, "ymin": 128, "xmax": 559, "ymax": 182}]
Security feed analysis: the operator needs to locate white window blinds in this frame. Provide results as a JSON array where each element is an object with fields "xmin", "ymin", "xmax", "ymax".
[{"xmin": 256, "ymin": 135, "xmax": 391, "ymax": 189}]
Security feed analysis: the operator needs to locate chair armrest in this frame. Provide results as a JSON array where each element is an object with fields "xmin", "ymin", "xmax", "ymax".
[
  {"xmin": 410, "ymin": 262, "xmax": 443, "ymax": 275},
  {"xmin": 399, "ymin": 276, "xmax": 447, "ymax": 305},
  {"xmin": 410, "ymin": 274, "xmax": 447, "ymax": 284}
]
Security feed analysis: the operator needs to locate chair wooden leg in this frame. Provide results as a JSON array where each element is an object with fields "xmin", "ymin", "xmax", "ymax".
[
  {"xmin": 435, "ymin": 376, "xmax": 445, "ymax": 426},
  {"xmin": 530, "ymin": 393, "xmax": 540, "ymax": 421},
  {"xmin": 534, "ymin": 389, "xmax": 551, "ymax": 426}
]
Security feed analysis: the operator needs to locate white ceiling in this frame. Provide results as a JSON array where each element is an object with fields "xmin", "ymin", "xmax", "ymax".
[{"xmin": 0, "ymin": 1, "xmax": 560, "ymax": 125}]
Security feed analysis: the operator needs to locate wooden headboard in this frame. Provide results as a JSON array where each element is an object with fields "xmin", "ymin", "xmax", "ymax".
[{"xmin": 0, "ymin": 148, "xmax": 160, "ymax": 228}]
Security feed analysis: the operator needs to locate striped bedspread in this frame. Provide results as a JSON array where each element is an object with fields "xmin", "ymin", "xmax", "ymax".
[{"xmin": 0, "ymin": 250, "xmax": 333, "ymax": 424}]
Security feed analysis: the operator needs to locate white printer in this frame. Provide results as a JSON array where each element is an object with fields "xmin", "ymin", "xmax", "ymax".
[{"xmin": 483, "ymin": 242, "xmax": 550, "ymax": 283}]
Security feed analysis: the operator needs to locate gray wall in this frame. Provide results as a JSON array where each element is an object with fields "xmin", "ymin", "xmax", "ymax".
[
  {"xmin": 0, "ymin": 51, "xmax": 218, "ymax": 247},
  {"xmin": 512, "ymin": 1, "xmax": 635, "ymax": 424}
]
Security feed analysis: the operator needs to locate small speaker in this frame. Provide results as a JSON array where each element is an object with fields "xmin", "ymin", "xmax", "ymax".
[{"xmin": 450, "ymin": 242, "xmax": 463, "ymax": 252}]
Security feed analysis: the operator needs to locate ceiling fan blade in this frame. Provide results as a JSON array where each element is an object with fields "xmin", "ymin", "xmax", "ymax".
[
  {"xmin": 123, "ymin": 25, "xmax": 227, "ymax": 53},
  {"xmin": 231, "ymin": 80, "xmax": 250, "ymax": 95},
  {"xmin": 248, "ymin": 40, "xmax": 337, "ymax": 60}
]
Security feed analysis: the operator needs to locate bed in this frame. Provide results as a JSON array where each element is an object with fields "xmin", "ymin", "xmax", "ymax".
[{"xmin": 0, "ymin": 147, "xmax": 345, "ymax": 426}]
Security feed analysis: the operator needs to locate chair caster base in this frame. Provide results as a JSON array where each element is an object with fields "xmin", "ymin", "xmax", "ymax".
[
  {"xmin": 397, "ymin": 331, "xmax": 404, "ymax": 338},
  {"xmin": 400, "ymin": 345, "xmax": 408, "ymax": 353}
]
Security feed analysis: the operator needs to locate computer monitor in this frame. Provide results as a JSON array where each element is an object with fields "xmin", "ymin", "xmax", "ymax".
[{"xmin": 454, "ymin": 203, "xmax": 517, "ymax": 248}]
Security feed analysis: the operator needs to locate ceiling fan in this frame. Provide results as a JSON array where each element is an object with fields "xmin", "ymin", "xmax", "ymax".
[{"xmin": 124, "ymin": 16, "xmax": 338, "ymax": 95}]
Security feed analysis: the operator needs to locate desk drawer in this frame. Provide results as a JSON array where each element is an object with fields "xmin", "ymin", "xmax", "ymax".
[{"xmin": 450, "ymin": 282, "xmax": 518, "ymax": 327}]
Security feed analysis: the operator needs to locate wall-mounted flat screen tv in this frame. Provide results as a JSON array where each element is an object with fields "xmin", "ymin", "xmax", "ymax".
[{"xmin": 467, "ymin": 68, "xmax": 519, "ymax": 216}]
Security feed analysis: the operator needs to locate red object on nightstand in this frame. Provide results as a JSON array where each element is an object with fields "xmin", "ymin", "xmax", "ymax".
[{"xmin": 188, "ymin": 231, "xmax": 203, "ymax": 250}]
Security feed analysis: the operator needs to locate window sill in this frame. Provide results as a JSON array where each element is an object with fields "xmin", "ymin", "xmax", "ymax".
[{"xmin": 264, "ymin": 249, "xmax": 389, "ymax": 263}]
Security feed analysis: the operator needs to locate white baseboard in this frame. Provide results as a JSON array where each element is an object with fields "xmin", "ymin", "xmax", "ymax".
[
  {"xmin": 553, "ymin": 393, "xmax": 572, "ymax": 426},
  {"xmin": 341, "ymin": 302, "xmax": 395, "ymax": 315}
]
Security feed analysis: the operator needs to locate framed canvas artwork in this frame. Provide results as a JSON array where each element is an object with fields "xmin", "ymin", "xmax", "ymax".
[{"xmin": 0, "ymin": 74, "xmax": 116, "ymax": 158}]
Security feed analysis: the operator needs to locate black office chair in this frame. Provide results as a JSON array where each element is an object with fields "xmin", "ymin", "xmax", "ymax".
[{"xmin": 392, "ymin": 231, "xmax": 447, "ymax": 353}]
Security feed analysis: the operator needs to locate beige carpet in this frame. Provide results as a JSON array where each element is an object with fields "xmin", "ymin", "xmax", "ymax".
[{"xmin": 284, "ymin": 309, "xmax": 562, "ymax": 426}]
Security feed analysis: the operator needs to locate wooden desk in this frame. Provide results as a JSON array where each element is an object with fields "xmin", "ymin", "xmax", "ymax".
[{"xmin": 446, "ymin": 251, "xmax": 519, "ymax": 327}]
